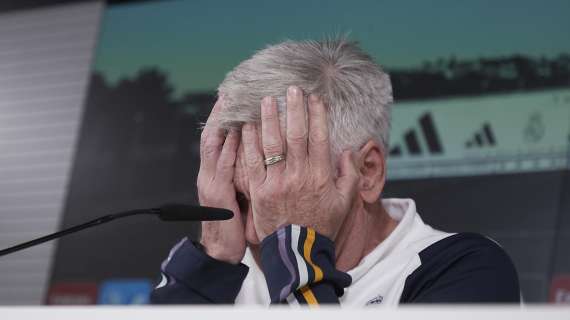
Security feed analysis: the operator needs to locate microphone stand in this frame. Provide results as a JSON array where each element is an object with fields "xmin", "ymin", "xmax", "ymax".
[{"xmin": 0, "ymin": 209, "xmax": 156, "ymax": 258}]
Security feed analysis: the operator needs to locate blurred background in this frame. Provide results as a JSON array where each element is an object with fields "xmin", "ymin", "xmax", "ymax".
[{"xmin": 0, "ymin": 0, "xmax": 569, "ymax": 305}]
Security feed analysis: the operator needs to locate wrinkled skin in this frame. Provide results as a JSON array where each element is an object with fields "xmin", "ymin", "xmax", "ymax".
[
  {"xmin": 197, "ymin": 87, "xmax": 359, "ymax": 264},
  {"xmin": 242, "ymin": 88, "xmax": 359, "ymax": 241},
  {"xmin": 198, "ymin": 98, "xmax": 246, "ymax": 264}
]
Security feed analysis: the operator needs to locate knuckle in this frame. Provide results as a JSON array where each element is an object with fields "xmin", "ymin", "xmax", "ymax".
[
  {"xmin": 309, "ymin": 131, "xmax": 329, "ymax": 145},
  {"xmin": 285, "ymin": 172, "xmax": 301, "ymax": 187},
  {"xmin": 245, "ymin": 152, "xmax": 263, "ymax": 169},
  {"xmin": 217, "ymin": 155, "xmax": 234, "ymax": 169},
  {"xmin": 283, "ymin": 181, "xmax": 297, "ymax": 195},
  {"xmin": 197, "ymin": 188, "xmax": 208, "ymax": 202},
  {"xmin": 287, "ymin": 133, "xmax": 307, "ymax": 145},
  {"xmin": 200, "ymin": 187, "xmax": 223, "ymax": 205},
  {"xmin": 202, "ymin": 143, "xmax": 220, "ymax": 158},
  {"xmin": 196, "ymin": 176, "xmax": 210, "ymax": 191},
  {"xmin": 263, "ymin": 142, "xmax": 283, "ymax": 155},
  {"xmin": 312, "ymin": 174, "xmax": 329, "ymax": 191}
]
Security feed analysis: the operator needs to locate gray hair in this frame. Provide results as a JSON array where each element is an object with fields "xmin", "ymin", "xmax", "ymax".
[{"xmin": 217, "ymin": 38, "xmax": 393, "ymax": 156}]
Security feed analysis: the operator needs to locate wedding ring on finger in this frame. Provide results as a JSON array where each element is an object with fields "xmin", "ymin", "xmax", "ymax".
[{"xmin": 264, "ymin": 154, "xmax": 285, "ymax": 166}]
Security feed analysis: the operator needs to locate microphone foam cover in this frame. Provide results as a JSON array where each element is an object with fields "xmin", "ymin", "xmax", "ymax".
[{"xmin": 158, "ymin": 204, "xmax": 233, "ymax": 221}]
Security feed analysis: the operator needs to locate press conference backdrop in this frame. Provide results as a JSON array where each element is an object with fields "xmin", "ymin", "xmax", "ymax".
[{"xmin": 0, "ymin": 0, "xmax": 568, "ymax": 305}]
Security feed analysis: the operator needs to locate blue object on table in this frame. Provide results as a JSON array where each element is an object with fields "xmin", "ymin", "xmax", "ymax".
[{"xmin": 98, "ymin": 278, "xmax": 152, "ymax": 305}]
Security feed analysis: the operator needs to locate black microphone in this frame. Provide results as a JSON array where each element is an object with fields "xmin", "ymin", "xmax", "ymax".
[
  {"xmin": 0, "ymin": 204, "xmax": 233, "ymax": 258},
  {"xmin": 154, "ymin": 204, "xmax": 233, "ymax": 221}
]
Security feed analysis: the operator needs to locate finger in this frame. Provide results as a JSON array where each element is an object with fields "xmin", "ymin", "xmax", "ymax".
[
  {"xmin": 260, "ymin": 96, "xmax": 286, "ymax": 176},
  {"xmin": 200, "ymin": 98, "xmax": 226, "ymax": 175},
  {"xmin": 215, "ymin": 130, "xmax": 240, "ymax": 182},
  {"xmin": 307, "ymin": 94, "xmax": 332, "ymax": 179},
  {"xmin": 285, "ymin": 86, "xmax": 308, "ymax": 173},
  {"xmin": 242, "ymin": 122, "xmax": 266, "ymax": 187},
  {"xmin": 204, "ymin": 96, "xmax": 224, "ymax": 127},
  {"xmin": 335, "ymin": 151, "xmax": 359, "ymax": 202}
]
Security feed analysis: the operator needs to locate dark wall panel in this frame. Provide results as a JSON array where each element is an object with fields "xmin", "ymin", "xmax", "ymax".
[
  {"xmin": 49, "ymin": 72, "xmax": 207, "ymax": 284},
  {"xmin": 384, "ymin": 171, "xmax": 566, "ymax": 302}
]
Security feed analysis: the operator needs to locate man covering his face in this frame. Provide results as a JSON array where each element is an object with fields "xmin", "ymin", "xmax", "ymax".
[{"xmin": 151, "ymin": 39, "xmax": 520, "ymax": 306}]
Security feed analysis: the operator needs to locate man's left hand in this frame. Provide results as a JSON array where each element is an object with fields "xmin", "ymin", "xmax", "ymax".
[{"xmin": 241, "ymin": 86, "xmax": 360, "ymax": 241}]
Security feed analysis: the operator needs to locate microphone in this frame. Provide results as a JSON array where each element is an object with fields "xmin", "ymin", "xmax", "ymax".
[
  {"xmin": 154, "ymin": 204, "xmax": 233, "ymax": 221},
  {"xmin": 0, "ymin": 204, "xmax": 233, "ymax": 258}
]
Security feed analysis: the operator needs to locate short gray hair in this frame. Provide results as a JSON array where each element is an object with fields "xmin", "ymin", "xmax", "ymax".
[{"xmin": 217, "ymin": 38, "xmax": 393, "ymax": 156}]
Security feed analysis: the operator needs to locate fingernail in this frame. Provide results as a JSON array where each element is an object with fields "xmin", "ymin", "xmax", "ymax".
[
  {"xmin": 309, "ymin": 94, "xmax": 321, "ymax": 103},
  {"xmin": 287, "ymin": 86, "xmax": 299, "ymax": 97},
  {"xmin": 262, "ymin": 96, "xmax": 273, "ymax": 108}
]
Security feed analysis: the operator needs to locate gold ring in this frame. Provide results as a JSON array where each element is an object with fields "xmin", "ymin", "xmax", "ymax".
[{"xmin": 264, "ymin": 154, "xmax": 285, "ymax": 166}]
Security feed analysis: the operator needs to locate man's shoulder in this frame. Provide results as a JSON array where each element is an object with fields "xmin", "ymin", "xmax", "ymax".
[
  {"xmin": 400, "ymin": 232, "xmax": 521, "ymax": 303},
  {"xmin": 418, "ymin": 232, "xmax": 510, "ymax": 264}
]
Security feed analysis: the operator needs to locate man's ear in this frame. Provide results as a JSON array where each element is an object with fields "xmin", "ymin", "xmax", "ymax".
[{"xmin": 357, "ymin": 140, "xmax": 386, "ymax": 204}]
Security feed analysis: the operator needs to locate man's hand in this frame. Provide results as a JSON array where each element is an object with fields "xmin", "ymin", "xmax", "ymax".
[
  {"xmin": 241, "ymin": 86, "xmax": 360, "ymax": 241},
  {"xmin": 198, "ymin": 98, "xmax": 245, "ymax": 264}
]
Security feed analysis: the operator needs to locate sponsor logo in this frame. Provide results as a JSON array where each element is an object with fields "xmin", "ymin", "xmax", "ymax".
[
  {"xmin": 97, "ymin": 278, "xmax": 152, "ymax": 305},
  {"xmin": 390, "ymin": 112, "xmax": 443, "ymax": 157},
  {"xmin": 387, "ymin": 89, "xmax": 570, "ymax": 180},
  {"xmin": 524, "ymin": 112, "xmax": 545, "ymax": 144},
  {"xmin": 366, "ymin": 294, "xmax": 384, "ymax": 305},
  {"xmin": 46, "ymin": 282, "xmax": 98, "ymax": 305},
  {"xmin": 466, "ymin": 122, "xmax": 496, "ymax": 148},
  {"xmin": 550, "ymin": 275, "xmax": 570, "ymax": 303}
]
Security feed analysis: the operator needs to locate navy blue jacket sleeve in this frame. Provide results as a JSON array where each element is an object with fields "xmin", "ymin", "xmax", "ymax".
[
  {"xmin": 150, "ymin": 238, "xmax": 249, "ymax": 304},
  {"xmin": 400, "ymin": 233, "xmax": 521, "ymax": 303},
  {"xmin": 150, "ymin": 226, "xmax": 351, "ymax": 306},
  {"xmin": 260, "ymin": 225, "xmax": 352, "ymax": 306}
]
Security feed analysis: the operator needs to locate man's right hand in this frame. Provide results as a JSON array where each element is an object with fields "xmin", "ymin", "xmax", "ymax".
[{"xmin": 197, "ymin": 98, "xmax": 246, "ymax": 265}]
